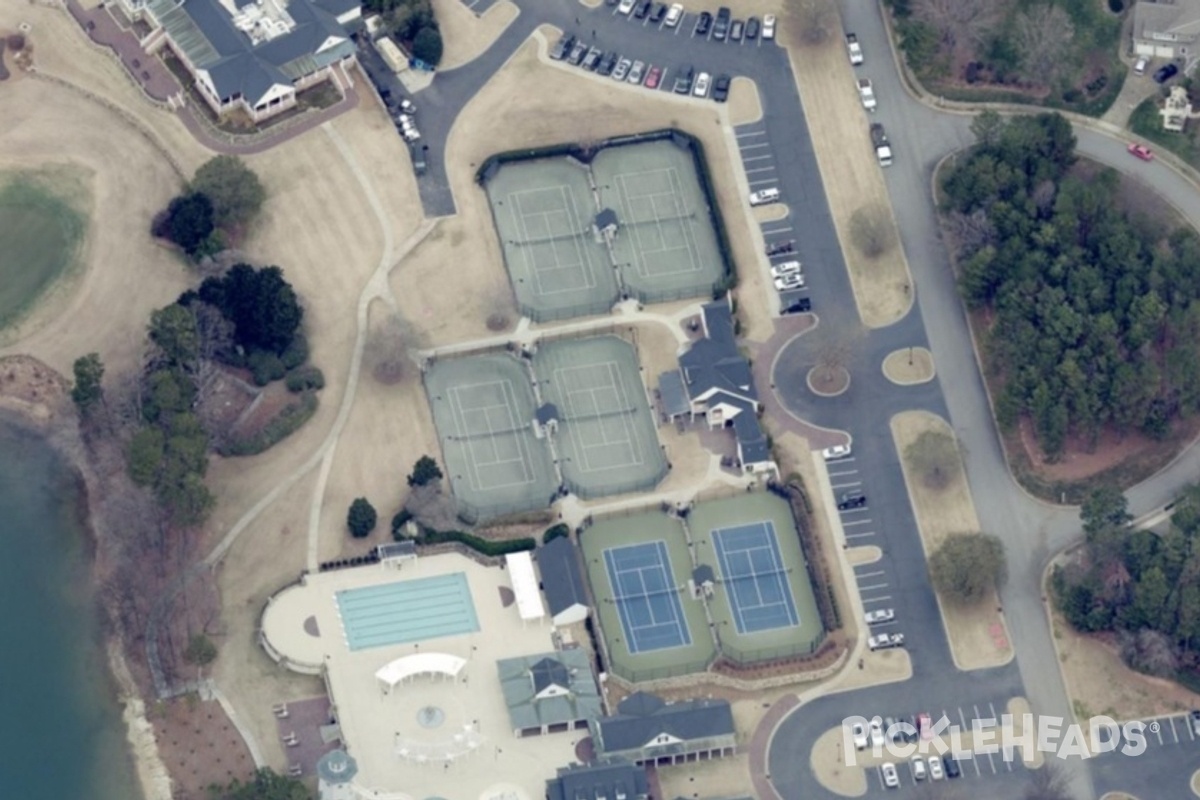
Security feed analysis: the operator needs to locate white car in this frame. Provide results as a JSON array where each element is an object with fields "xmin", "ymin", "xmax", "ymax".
[
  {"xmin": 927, "ymin": 756, "xmax": 944, "ymax": 780},
  {"xmin": 627, "ymin": 60, "xmax": 646, "ymax": 84},
  {"xmin": 911, "ymin": 757, "xmax": 927, "ymax": 781},
  {"xmin": 869, "ymin": 716, "xmax": 885, "ymax": 749},
  {"xmin": 774, "ymin": 273, "xmax": 804, "ymax": 291},
  {"xmin": 868, "ymin": 633, "xmax": 905, "ymax": 651},
  {"xmin": 665, "ymin": 2, "xmax": 684, "ymax": 26},
  {"xmin": 822, "ymin": 444, "xmax": 851, "ymax": 461},
  {"xmin": 693, "ymin": 71, "xmax": 711, "ymax": 98},
  {"xmin": 762, "ymin": 13, "xmax": 776, "ymax": 40},
  {"xmin": 857, "ymin": 78, "xmax": 877, "ymax": 111},
  {"xmin": 770, "ymin": 261, "xmax": 801, "ymax": 279},
  {"xmin": 864, "ymin": 608, "xmax": 895, "ymax": 625},
  {"xmin": 618, "ymin": 0, "xmax": 636, "ymax": 14},
  {"xmin": 850, "ymin": 721, "xmax": 868, "ymax": 750},
  {"xmin": 749, "ymin": 187, "xmax": 781, "ymax": 206},
  {"xmin": 612, "ymin": 57, "xmax": 632, "ymax": 81},
  {"xmin": 881, "ymin": 762, "xmax": 899, "ymax": 789}
]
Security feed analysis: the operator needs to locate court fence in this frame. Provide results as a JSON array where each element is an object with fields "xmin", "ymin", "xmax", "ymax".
[
  {"xmin": 518, "ymin": 296, "xmax": 618, "ymax": 324},
  {"xmin": 715, "ymin": 634, "xmax": 825, "ymax": 667},
  {"xmin": 606, "ymin": 655, "xmax": 719, "ymax": 685},
  {"xmin": 563, "ymin": 461, "xmax": 669, "ymax": 501},
  {"xmin": 768, "ymin": 479, "xmax": 842, "ymax": 634}
]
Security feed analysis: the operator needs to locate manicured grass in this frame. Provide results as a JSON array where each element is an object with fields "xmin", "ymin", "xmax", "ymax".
[
  {"xmin": 0, "ymin": 174, "xmax": 86, "ymax": 328},
  {"xmin": 1130, "ymin": 93, "xmax": 1200, "ymax": 168}
]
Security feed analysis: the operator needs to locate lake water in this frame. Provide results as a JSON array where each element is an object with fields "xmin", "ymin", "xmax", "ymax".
[{"xmin": 0, "ymin": 421, "xmax": 143, "ymax": 800}]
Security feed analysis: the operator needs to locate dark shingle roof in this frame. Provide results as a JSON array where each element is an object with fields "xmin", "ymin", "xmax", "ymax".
[
  {"xmin": 732, "ymin": 412, "xmax": 770, "ymax": 465},
  {"xmin": 679, "ymin": 301, "xmax": 756, "ymax": 403},
  {"xmin": 546, "ymin": 759, "xmax": 648, "ymax": 800},
  {"xmin": 596, "ymin": 696, "xmax": 735, "ymax": 753},
  {"xmin": 540, "ymin": 536, "xmax": 588, "ymax": 615},
  {"xmin": 530, "ymin": 657, "xmax": 571, "ymax": 694},
  {"xmin": 537, "ymin": 402, "xmax": 560, "ymax": 426},
  {"xmin": 658, "ymin": 370, "xmax": 689, "ymax": 418},
  {"xmin": 693, "ymin": 564, "xmax": 715, "ymax": 585}
]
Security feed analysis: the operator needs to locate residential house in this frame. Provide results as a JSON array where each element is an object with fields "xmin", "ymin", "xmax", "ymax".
[
  {"xmin": 496, "ymin": 649, "xmax": 602, "ymax": 737},
  {"xmin": 116, "ymin": 0, "xmax": 361, "ymax": 122},
  {"xmin": 589, "ymin": 692, "xmax": 737, "ymax": 765},
  {"xmin": 1133, "ymin": 0, "xmax": 1200, "ymax": 60}
]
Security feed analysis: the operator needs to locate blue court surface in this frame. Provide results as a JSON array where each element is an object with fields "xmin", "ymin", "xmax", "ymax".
[
  {"xmin": 603, "ymin": 541, "xmax": 691, "ymax": 653},
  {"xmin": 713, "ymin": 522, "xmax": 800, "ymax": 635},
  {"xmin": 335, "ymin": 573, "xmax": 480, "ymax": 651}
]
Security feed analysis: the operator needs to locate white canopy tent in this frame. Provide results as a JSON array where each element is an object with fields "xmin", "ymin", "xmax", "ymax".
[
  {"xmin": 375, "ymin": 652, "xmax": 467, "ymax": 693},
  {"xmin": 504, "ymin": 552, "xmax": 545, "ymax": 623}
]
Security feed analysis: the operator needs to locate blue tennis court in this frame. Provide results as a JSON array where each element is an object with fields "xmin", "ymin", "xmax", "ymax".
[
  {"xmin": 335, "ymin": 573, "xmax": 480, "ymax": 651},
  {"xmin": 603, "ymin": 541, "xmax": 691, "ymax": 653},
  {"xmin": 713, "ymin": 521, "xmax": 800, "ymax": 634}
]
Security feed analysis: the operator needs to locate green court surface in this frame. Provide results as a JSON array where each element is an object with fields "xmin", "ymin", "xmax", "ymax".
[
  {"xmin": 424, "ymin": 353, "xmax": 559, "ymax": 522},
  {"xmin": 533, "ymin": 335, "xmax": 667, "ymax": 499},
  {"xmin": 690, "ymin": 493, "xmax": 825, "ymax": 664},
  {"xmin": 593, "ymin": 139, "xmax": 725, "ymax": 303},
  {"xmin": 484, "ymin": 158, "xmax": 620, "ymax": 322},
  {"xmin": 580, "ymin": 511, "xmax": 717, "ymax": 682}
]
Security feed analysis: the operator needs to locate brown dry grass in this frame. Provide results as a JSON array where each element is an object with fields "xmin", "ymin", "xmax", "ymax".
[
  {"xmin": 779, "ymin": 7, "xmax": 911, "ymax": 328},
  {"xmin": 891, "ymin": 411, "xmax": 1013, "ymax": 671},
  {"xmin": 728, "ymin": 77, "xmax": 763, "ymax": 126},
  {"xmin": 810, "ymin": 726, "xmax": 868, "ymax": 796},
  {"xmin": 659, "ymin": 753, "xmax": 756, "ymax": 800},
  {"xmin": 431, "ymin": 0, "xmax": 519, "ymax": 72},
  {"xmin": 881, "ymin": 347, "xmax": 934, "ymax": 385}
]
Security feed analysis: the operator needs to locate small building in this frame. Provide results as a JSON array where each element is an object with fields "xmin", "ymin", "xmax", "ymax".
[
  {"xmin": 315, "ymin": 749, "xmax": 357, "ymax": 800},
  {"xmin": 118, "ymin": 0, "xmax": 361, "ymax": 123},
  {"xmin": 1132, "ymin": 0, "xmax": 1200, "ymax": 60},
  {"xmin": 505, "ymin": 551, "xmax": 547, "ymax": 624},
  {"xmin": 595, "ymin": 208, "xmax": 619, "ymax": 239},
  {"xmin": 535, "ymin": 402, "xmax": 560, "ymax": 438},
  {"xmin": 672, "ymin": 296, "xmax": 777, "ymax": 476},
  {"xmin": 1162, "ymin": 85, "xmax": 1194, "ymax": 131},
  {"xmin": 538, "ymin": 535, "xmax": 590, "ymax": 626},
  {"xmin": 545, "ymin": 758, "xmax": 649, "ymax": 800},
  {"xmin": 589, "ymin": 692, "xmax": 737, "ymax": 766},
  {"xmin": 496, "ymin": 649, "xmax": 601, "ymax": 737}
]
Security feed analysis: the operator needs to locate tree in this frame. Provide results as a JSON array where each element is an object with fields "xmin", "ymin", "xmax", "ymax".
[
  {"xmin": 366, "ymin": 311, "xmax": 421, "ymax": 385},
  {"xmin": 1024, "ymin": 761, "xmax": 1072, "ymax": 800},
  {"xmin": 190, "ymin": 156, "xmax": 266, "ymax": 229},
  {"xmin": 849, "ymin": 204, "xmax": 897, "ymax": 259},
  {"xmin": 149, "ymin": 304, "xmax": 200, "ymax": 368},
  {"xmin": 185, "ymin": 264, "xmax": 304, "ymax": 356},
  {"xmin": 183, "ymin": 632, "xmax": 218, "ymax": 666},
  {"xmin": 793, "ymin": 0, "xmax": 837, "ymax": 45},
  {"xmin": 969, "ymin": 110, "xmax": 1004, "ymax": 148},
  {"xmin": 412, "ymin": 26, "xmax": 443, "ymax": 65},
  {"xmin": 161, "ymin": 192, "xmax": 215, "ymax": 255},
  {"xmin": 929, "ymin": 532, "xmax": 1007, "ymax": 604},
  {"xmin": 408, "ymin": 455, "xmax": 443, "ymax": 487},
  {"xmin": 71, "ymin": 353, "xmax": 105, "ymax": 416},
  {"xmin": 1013, "ymin": 4, "xmax": 1074, "ymax": 85},
  {"xmin": 912, "ymin": 0, "xmax": 1002, "ymax": 48},
  {"xmin": 905, "ymin": 429, "xmax": 960, "ymax": 490},
  {"xmin": 1081, "ymin": 485, "xmax": 1131, "ymax": 541},
  {"xmin": 347, "ymin": 497, "xmax": 378, "ymax": 538},
  {"xmin": 209, "ymin": 767, "xmax": 311, "ymax": 800}
]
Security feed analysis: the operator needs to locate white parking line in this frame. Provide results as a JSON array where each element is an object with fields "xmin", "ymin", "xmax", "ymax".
[
  {"xmin": 858, "ymin": 582, "xmax": 888, "ymax": 591},
  {"xmin": 1169, "ymin": 716, "xmax": 1179, "ymax": 744},
  {"xmin": 860, "ymin": 593, "xmax": 891, "ymax": 603},
  {"xmin": 856, "ymin": 570, "xmax": 885, "ymax": 578},
  {"xmin": 1155, "ymin": 723, "xmax": 1164, "ymax": 745},
  {"xmin": 739, "ymin": 142, "xmax": 770, "ymax": 150},
  {"xmin": 1187, "ymin": 716, "xmax": 1196, "ymax": 742},
  {"xmin": 845, "ymin": 532, "xmax": 876, "ymax": 540},
  {"xmin": 763, "ymin": 226, "xmax": 793, "ymax": 235},
  {"xmin": 827, "ymin": 468, "xmax": 858, "ymax": 477},
  {"xmin": 747, "ymin": 178, "xmax": 777, "ymax": 187},
  {"xmin": 831, "ymin": 480, "xmax": 862, "ymax": 489},
  {"xmin": 746, "ymin": 166, "xmax": 776, "ymax": 175},
  {"xmin": 743, "ymin": 154, "xmax": 774, "ymax": 162},
  {"xmin": 736, "ymin": 129, "xmax": 767, "ymax": 139},
  {"xmin": 841, "ymin": 519, "xmax": 873, "ymax": 527}
]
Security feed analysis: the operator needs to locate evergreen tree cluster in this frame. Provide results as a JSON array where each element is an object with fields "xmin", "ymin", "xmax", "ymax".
[{"xmin": 944, "ymin": 112, "xmax": 1200, "ymax": 457}]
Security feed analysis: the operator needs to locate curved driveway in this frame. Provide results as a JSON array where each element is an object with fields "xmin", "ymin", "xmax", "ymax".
[{"xmin": 398, "ymin": 2, "xmax": 1200, "ymax": 797}]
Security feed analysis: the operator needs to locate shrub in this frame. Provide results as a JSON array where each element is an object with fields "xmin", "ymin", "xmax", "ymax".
[
  {"xmin": 183, "ymin": 633, "xmax": 218, "ymax": 666},
  {"xmin": 248, "ymin": 350, "xmax": 286, "ymax": 386},
  {"xmin": 542, "ymin": 523, "xmax": 570, "ymax": 544},
  {"xmin": 285, "ymin": 365, "xmax": 325, "ymax": 393},
  {"xmin": 347, "ymin": 497, "xmax": 378, "ymax": 538},
  {"xmin": 391, "ymin": 509, "xmax": 414, "ymax": 537},
  {"xmin": 414, "ymin": 525, "xmax": 535, "ymax": 556},
  {"xmin": 412, "ymin": 26, "xmax": 443, "ymax": 66},
  {"xmin": 280, "ymin": 332, "xmax": 309, "ymax": 370},
  {"xmin": 407, "ymin": 455, "xmax": 444, "ymax": 487}
]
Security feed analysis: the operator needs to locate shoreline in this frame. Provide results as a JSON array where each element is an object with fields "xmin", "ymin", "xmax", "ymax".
[{"xmin": 0, "ymin": 355, "xmax": 173, "ymax": 800}]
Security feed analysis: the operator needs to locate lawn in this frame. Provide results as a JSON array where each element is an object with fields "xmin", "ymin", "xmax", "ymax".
[{"xmin": 1130, "ymin": 87, "xmax": 1200, "ymax": 168}]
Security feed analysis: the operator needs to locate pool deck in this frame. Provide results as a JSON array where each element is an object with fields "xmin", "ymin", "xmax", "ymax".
[{"xmin": 261, "ymin": 553, "xmax": 580, "ymax": 800}]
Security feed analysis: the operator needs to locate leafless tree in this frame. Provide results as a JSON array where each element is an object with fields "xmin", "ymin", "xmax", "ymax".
[
  {"xmin": 849, "ymin": 204, "xmax": 898, "ymax": 259},
  {"xmin": 791, "ymin": 0, "xmax": 839, "ymax": 46},
  {"xmin": 944, "ymin": 208, "xmax": 997, "ymax": 260},
  {"xmin": 913, "ymin": 0, "xmax": 1004, "ymax": 49},
  {"xmin": 405, "ymin": 482, "xmax": 461, "ymax": 532},
  {"xmin": 1119, "ymin": 628, "xmax": 1181, "ymax": 677},
  {"xmin": 905, "ymin": 428, "xmax": 960, "ymax": 490},
  {"xmin": 366, "ymin": 311, "xmax": 423, "ymax": 386},
  {"xmin": 1014, "ymin": 4, "xmax": 1074, "ymax": 85},
  {"xmin": 1025, "ymin": 761, "xmax": 1073, "ymax": 800}
]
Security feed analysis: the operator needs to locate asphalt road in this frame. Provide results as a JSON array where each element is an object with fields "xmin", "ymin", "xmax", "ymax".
[{"xmin": 367, "ymin": 2, "xmax": 1200, "ymax": 796}]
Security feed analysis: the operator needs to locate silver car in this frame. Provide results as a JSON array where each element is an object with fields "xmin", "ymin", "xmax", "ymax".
[
  {"xmin": 612, "ymin": 57, "xmax": 632, "ymax": 81},
  {"xmin": 627, "ymin": 59, "xmax": 646, "ymax": 84}
]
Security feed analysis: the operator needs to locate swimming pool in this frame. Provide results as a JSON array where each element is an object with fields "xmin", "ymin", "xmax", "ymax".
[{"xmin": 335, "ymin": 572, "xmax": 480, "ymax": 651}]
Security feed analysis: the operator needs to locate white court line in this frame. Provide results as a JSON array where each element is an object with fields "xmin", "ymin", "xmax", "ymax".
[
  {"xmin": 554, "ymin": 361, "xmax": 647, "ymax": 473},
  {"xmin": 447, "ymin": 380, "xmax": 536, "ymax": 492},
  {"xmin": 509, "ymin": 185, "xmax": 595, "ymax": 298},
  {"xmin": 616, "ymin": 168, "xmax": 700, "ymax": 279}
]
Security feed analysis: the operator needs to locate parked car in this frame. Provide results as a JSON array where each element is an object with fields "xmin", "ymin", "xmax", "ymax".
[
  {"xmin": 713, "ymin": 6, "xmax": 731, "ymax": 40},
  {"xmin": 693, "ymin": 71, "xmax": 711, "ymax": 98},
  {"xmin": 613, "ymin": 57, "xmax": 632, "ymax": 81},
  {"xmin": 1128, "ymin": 143, "xmax": 1154, "ymax": 161},
  {"xmin": 822, "ymin": 444, "xmax": 851, "ymax": 460},
  {"xmin": 943, "ymin": 755, "xmax": 962, "ymax": 778},
  {"xmin": 665, "ymin": 2, "xmax": 684, "ymax": 26},
  {"xmin": 634, "ymin": 0, "xmax": 652, "ymax": 19},
  {"xmin": 627, "ymin": 59, "xmax": 646, "ymax": 84},
  {"xmin": 1155, "ymin": 62, "xmax": 1179, "ymax": 83},
  {"xmin": 567, "ymin": 41, "xmax": 588, "ymax": 65},
  {"xmin": 695, "ymin": 11, "xmax": 712, "ymax": 36},
  {"xmin": 748, "ymin": 187, "xmax": 780, "ymax": 206},
  {"xmin": 783, "ymin": 297, "xmax": 811, "ymax": 314},
  {"xmin": 770, "ymin": 261, "xmax": 801, "ymax": 278},
  {"xmin": 745, "ymin": 16, "xmax": 760, "ymax": 39},
  {"xmin": 712, "ymin": 73, "xmax": 731, "ymax": 102},
  {"xmin": 918, "ymin": 712, "xmax": 933, "ymax": 740},
  {"xmin": 674, "ymin": 65, "xmax": 694, "ymax": 94},
  {"xmin": 582, "ymin": 46, "xmax": 602, "ymax": 71},
  {"xmin": 550, "ymin": 33, "xmax": 575, "ymax": 61},
  {"xmin": 730, "ymin": 20, "xmax": 744, "ymax": 41},
  {"xmin": 864, "ymin": 608, "xmax": 895, "ymax": 625},
  {"xmin": 881, "ymin": 763, "xmax": 899, "ymax": 789},
  {"xmin": 765, "ymin": 239, "xmax": 795, "ymax": 256},
  {"xmin": 1134, "ymin": 56, "xmax": 1148, "ymax": 76},
  {"xmin": 597, "ymin": 51, "xmax": 618, "ymax": 76},
  {"xmin": 837, "ymin": 493, "xmax": 866, "ymax": 510},
  {"xmin": 617, "ymin": 0, "xmax": 636, "ymax": 13},
  {"xmin": 850, "ymin": 720, "xmax": 868, "ymax": 750},
  {"xmin": 649, "ymin": 2, "xmax": 667, "ymax": 24},
  {"xmin": 911, "ymin": 757, "xmax": 927, "ymax": 781},
  {"xmin": 399, "ymin": 99, "xmax": 415, "ymax": 114},
  {"xmin": 928, "ymin": 755, "xmax": 944, "ymax": 780},
  {"xmin": 763, "ymin": 13, "xmax": 776, "ymax": 40},
  {"xmin": 644, "ymin": 65, "xmax": 663, "ymax": 89},
  {"xmin": 869, "ymin": 716, "xmax": 885, "ymax": 748},
  {"xmin": 868, "ymin": 633, "xmax": 905, "ymax": 651},
  {"xmin": 775, "ymin": 273, "xmax": 804, "ymax": 291},
  {"xmin": 1191, "ymin": 710, "xmax": 1200, "ymax": 736}
]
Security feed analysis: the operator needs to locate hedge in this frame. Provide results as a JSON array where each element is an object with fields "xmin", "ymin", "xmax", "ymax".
[
  {"xmin": 542, "ymin": 523, "xmax": 570, "ymax": 544},
  {"xmin": 401, "ymin": 523, "xmax": 535, "ymax": 557}
]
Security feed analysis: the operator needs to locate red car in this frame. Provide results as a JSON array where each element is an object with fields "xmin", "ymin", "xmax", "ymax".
[
  {"xmin": 1128, "ymin": 143, "xmax": 1154, "ymax": 161},
  {"xmin": 644, "ymin": 66, "xmax": 663, "ymax": 89}
]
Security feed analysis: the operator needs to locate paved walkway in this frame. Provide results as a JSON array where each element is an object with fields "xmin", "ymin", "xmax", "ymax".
[
  {"xmin": 67, "ymin": 0, "xmax": 179, "ymax": 103},
  {"xmin": 748, "ymin": 694, "xmax": 799, "ymax": 800}
]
